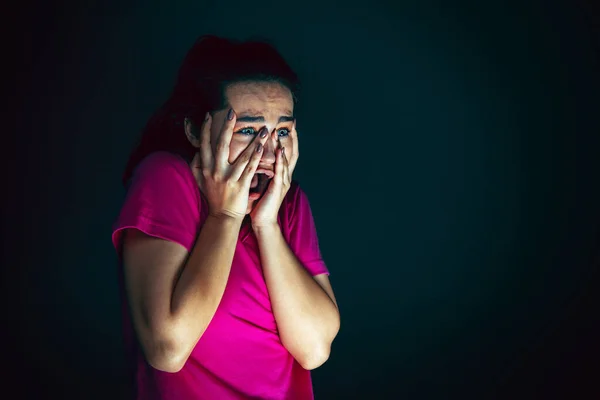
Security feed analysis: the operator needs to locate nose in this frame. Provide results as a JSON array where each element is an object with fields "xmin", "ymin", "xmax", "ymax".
[{"xmin": 260, "ymin": 130, "xmax": 277, "ymax": 165}]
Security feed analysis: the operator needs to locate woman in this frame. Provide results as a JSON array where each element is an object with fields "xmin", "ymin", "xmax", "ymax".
[{"xmin": 112, "ymin": 35, "xmax": 340, "ymax": 400}]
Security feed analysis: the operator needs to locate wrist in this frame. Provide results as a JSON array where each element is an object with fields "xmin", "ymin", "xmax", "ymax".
[
  {"xmin": 251, "ymin": 222, "xmax": 280, "ymax": 237},
  {"xmin": 207, "ymin": 212, "xmax": 245, "ymax": 226}
]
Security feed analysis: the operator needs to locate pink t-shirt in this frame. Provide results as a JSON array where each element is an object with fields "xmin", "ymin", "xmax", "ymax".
[{"xmin": 112, "ymin": 151, "xmax": 329, "ymax": 400}]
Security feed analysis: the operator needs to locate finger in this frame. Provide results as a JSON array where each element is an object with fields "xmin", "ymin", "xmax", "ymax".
[
  {"xmin": 215, "ymin": 108, "xmax": 236, "ymax": 169},
  {"xmin": 273, "ymin": 147, "xmax": 285, "ymax": 186},
  {"xmin": 191, "ymin": 153, "xmax": 208, "ymax": 194},
  {"xmin": 232, "ymin": 127, "xmax": 270, "ymax": 181},
  {"xmin": 190, "ymin": 152, "xmax": 201, "ymax": 176},
  {"xmin": 238, "ymin": 136, "xmax": 266, "ymax": 186},
  {"xmin": 291, "ymin": 119, "xmax": 298, "ymax": 152},
  {"xmin": 282, "ymin": 147, "xmax": 291, "ymax": 184},
  {"xmin": 289, "ymin": 119, "xmax": 299, "ymax": 176},
  {"xmin": 199, "ymin": 112, "xmax": 213, "ymax": 171}
]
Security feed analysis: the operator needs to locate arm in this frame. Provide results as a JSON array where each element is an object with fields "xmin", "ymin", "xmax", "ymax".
[
  {"xmin": 253, "ymin": 224, "xmax": 340, "ymax": 370},
  {"xmin": 122, "ymin": 214, "xmax": 242, "ymax": 373},
  {"xmin": 120, "ymin": 110, "xmax": 267, "ymax": 373}
]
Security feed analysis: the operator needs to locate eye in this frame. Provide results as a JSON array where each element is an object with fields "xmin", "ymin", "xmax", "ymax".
[
  {"xmin": 277, "ymin": 128, "xmax": 290, "ymax": 138},
  {"xmin": 236, "ymin": 127, "xmax": 257, "ymax": 136}
]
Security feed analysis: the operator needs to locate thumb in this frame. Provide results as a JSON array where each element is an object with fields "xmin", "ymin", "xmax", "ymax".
[{"xmin": 190, "ymin": 152, "xmax": 203, "ymax": 185}]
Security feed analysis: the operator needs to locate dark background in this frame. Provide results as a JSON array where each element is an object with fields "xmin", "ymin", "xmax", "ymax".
[{"xmin": 4, "ymin": 0, "xmax": 599, "ymax": 399}]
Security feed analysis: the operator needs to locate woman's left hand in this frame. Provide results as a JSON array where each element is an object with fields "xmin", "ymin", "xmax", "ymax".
[{"xmin": 250, "ymin": 121, "xmax": 299, "ymax": 228}]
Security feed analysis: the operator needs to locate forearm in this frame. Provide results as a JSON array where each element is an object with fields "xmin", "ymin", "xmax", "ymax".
[
  {"xmin": 254, "ymin": 224, "xmax": 340, "ymax": 370},
  {"xmin": 170, "ymin": 215, "xmax": 242, "ymax": 349}
]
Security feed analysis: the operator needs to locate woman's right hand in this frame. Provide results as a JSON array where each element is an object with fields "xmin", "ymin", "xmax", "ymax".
[{"xmin": 191, "ymin": 109, "xmax": 269, "ymax": 220}]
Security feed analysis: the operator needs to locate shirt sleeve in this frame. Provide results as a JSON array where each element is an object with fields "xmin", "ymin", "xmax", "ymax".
[
  {"xmin": 112, "ymin": 151, "xmax": 201, "ymax": 256},
  {"xmin": 285, "ymin": 183, "xmax": 329, "ymax": 276}
]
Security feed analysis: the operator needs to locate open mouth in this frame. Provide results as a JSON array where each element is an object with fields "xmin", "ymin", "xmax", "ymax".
[{"xmin": 249, "ymin": 169, "xmax": 274, "ymax": 197}]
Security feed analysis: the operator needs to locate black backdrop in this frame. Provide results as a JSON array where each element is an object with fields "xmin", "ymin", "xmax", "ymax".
[{"xmin": 4, "ymin": 0, "xmax": 600, "ymax": 399}]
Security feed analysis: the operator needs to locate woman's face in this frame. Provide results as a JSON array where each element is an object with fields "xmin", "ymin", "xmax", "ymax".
[{"xmin": 205, "ymin": 81, "xmax": 296, "ymax": 214}]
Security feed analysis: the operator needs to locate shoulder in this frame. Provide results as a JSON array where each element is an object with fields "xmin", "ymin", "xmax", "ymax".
[
  {"xmin": 127, "ymin": 151, "xmax": 197, "ymax": 192},
  {"xmin": 125, "ymin": 151, "xmax": 199, "ymax": 206},
  {"xmin": 114, "ymin": 151, "xmax": 201, "ymax": 251},
  {"xmin": 285, "ymin": 180, "xmax": 306, "ymax": 206},
  {"xmin": 132, "ymin": 151, "xmax": 191, "ymax": 181}
]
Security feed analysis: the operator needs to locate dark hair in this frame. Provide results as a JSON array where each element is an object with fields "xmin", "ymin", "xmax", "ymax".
[{"xmin": 121, "ymin": 35, "xmax": 301, "ymax": 186}]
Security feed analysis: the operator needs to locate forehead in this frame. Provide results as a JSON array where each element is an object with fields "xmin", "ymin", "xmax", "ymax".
[{"xmin": 225, "ymin": 81, "xmax": 294, "ymax": 117}]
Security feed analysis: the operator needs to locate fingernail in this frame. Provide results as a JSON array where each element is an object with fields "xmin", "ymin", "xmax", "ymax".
[
  {"xmin": 227, "ymin": 108, "xmax": 234, "ymax": 120},
  {"xmin": 260, "ymin": 127, "xmax": 268, "ymax": 138}
]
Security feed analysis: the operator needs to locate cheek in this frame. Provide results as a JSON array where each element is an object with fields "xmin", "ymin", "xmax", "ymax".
[
  {"xmin": 279, "ymin": 136, "xmax": 293, "ymax": 150},
  {"xmin": 227, "ymin": 141, "xmax": 249, "ymax": 163}
]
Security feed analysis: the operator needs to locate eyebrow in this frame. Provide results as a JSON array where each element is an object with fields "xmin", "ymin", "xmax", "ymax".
[{"xmin": 236, "ymin": 115, "xmax": 295, "ymax": 124}]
